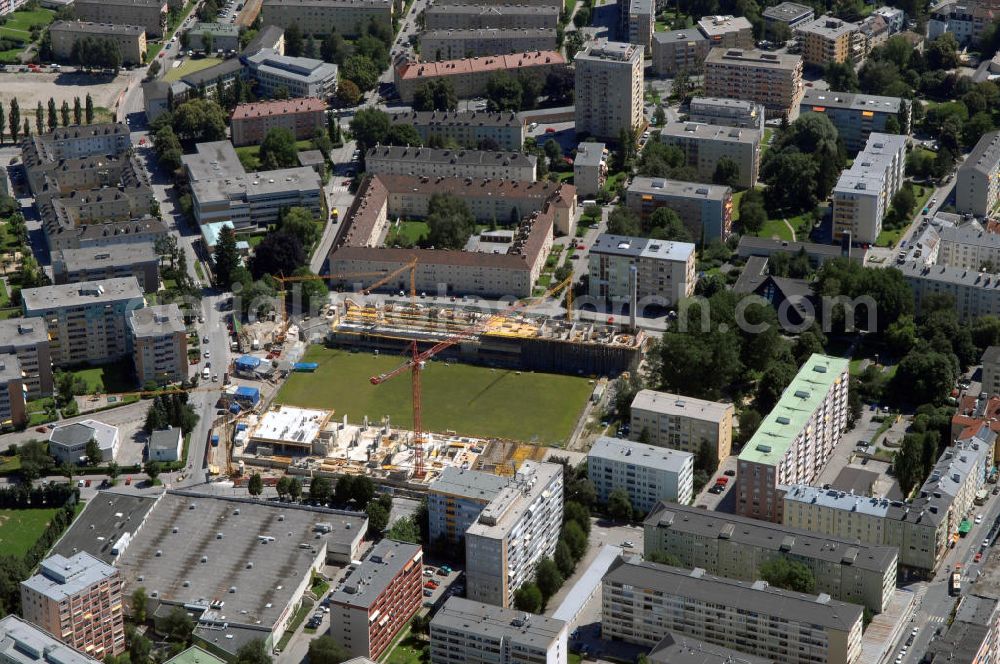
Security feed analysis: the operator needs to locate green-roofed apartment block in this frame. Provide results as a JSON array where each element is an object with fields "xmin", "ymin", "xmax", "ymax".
[
  {"xmin": 165, "ymin": 647, "xmax": 226, "ymax": 664},
  {"xmin": 736, "ymin": 353, "xmax": 850, "ymax": 523}
]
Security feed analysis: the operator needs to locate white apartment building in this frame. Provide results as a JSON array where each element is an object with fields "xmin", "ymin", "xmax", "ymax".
[
  {"xmin": 688, "ymin": 96, "xmax": 766, "ymax": 132},
  {"xmin": 697, "ymin": 14, "xmax": 754, "ymax": 48},
  {"xmin": 588, "ymin": 436, "xmax": 694, "ymax": 511},
  {"xmin": 900, "ymin": 261, "xmax": 1000, "ymax": 323},
  {"xmin": 957, "ymin": 130, "xmax": 1000, "ymax": 216},
  {"xmin": 629, "ymin": 389, "xmax": 734, "ymax": 464},
  {"xmin": 937, "ymin": 224, "xmax": 1000, "ymax": 271},
  {"xmin": 737, "ymin": 353, "xmax": 849, "ymax": 522},
  {"xmin": 427, "ymin": 467, "xmax": 514, "ymax": 547},
  {"xmin": 430, "ymin": 597, "xmax": 568, "ymax": 664},
  {"xmin": 0, "ymin": 616, "xmax": 104, "ymax": 664},
  {"xmin": 602, "ymin": 557, "xmax": 864, "ymax": 664},
  {"xmin": 832, "ymin": 132, "xmax": 906, "ymax": 245},
  {"xmin": 365, "ymin": 145, "xmax": 537, "ymax": 181},
  {"xmin": 574, "ymin": 41, "xmax": 644, "ymax": 141},
  {"xmin": 588, "ymin": 234, "xmax": 696, "ymax": 308},
  {"xmin": 465, "ymin": 461, "xmax": 564, "ymax": 607},
  {"xmin": 128, "ymin": 304, "xmax": 188, "ymax": 386},
  {"xmin": 658, "ymin": 121, "xmax": 761, "ymax": 188},
  {"xmin": 573, "ymin": 142, "xmax": 607, "ymax": 198},
  {"xmin": 245, "ymin": 49, "xmax": 339, "ymax": 99}
]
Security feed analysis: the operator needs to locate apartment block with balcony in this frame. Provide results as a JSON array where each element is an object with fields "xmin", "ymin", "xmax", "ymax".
[
  {"xmin": 625, "ymin": 177, "xmax": 733, "ymax": 243},
  {"xmin": 427, "ymin": 466, "xmax": 509, "ymax": 547},
  {"xmin": 71, "ymin": 0, "xmax": 165, "ymax": 38},
  {"xmin": 465, "ymin": 461, "xmax": 563, "ymax": 607},
  {"xmin": 230, "ymin": 98, "xmax": 328, "ymax": 147},
  {"xmin": 51, "ymin": 243, "xmax": 160, "ymax": 294},
  {"xmin": 588, "ymin": 436, "xmax": 694, "ymax": 510},
  {"xmin": 688, "ymin": 96, "xmax": 766, "ymax": 132},
  {"xmin": 588, "ymin": 233, "xmax": 696, "ymax": 309},
  {"xmin": 795, "ymin": 15, "xmax": 861, "ymax": 67},
  {"xmin": 602, "ymin": 556, "xmax": 864, "ymax": 664},
  {"xmin": 644, "ymin": 502, "xmax": 898, "ymax": 612},
  {"xmin": 937, "ymin": 224, "xmax": 1000, "ymax": 271},
  {"xmin": 650, "ymin": 29, "xmax": 711, "ymax": 76},
  {"xmin": 388, "ymin": 110, "xmax": 526, "ymax": 152},
  {"xmin": 697, "ymin": 14, "xmax": 754, "ymax": 48},
  {"xmin": 0, "ymin": 355, "xmax": 26, "ymax": 428},
  {"xmin": 20, "ymin": 552, "xmax": 125, "ymax": 658},
  {"xmin": 365, "ymin": 145, "xmax": 537, "ymax": 181},
  {"xmin": 658, "ymin": 121, "xmax": 761, "ymax": 188},
  {"xmin": 625, "ymin": 0, "xmax": 654, "ymax": 49},
  {"xmin": 422, "ymin": 4, "xmax": 559, "ymax": 30},
  {"xmin": 429, "ymin": 597, "xmax": 567, "ymax": 664},
  {"xmin": 261, "ymin": 0, "xmax": 392, "ymax": 37},
  {"xmin": 629, "ymin": 389, "xmax": 734, "ymax": 464},
  {"xmin": 574, "ymin": 142, "xmax": 607, "ymax": 198},
  {"xmin": 0, "ymin": 318, "xmax": 53, "ymax": 397},
  {"xmin": 736, "ymin": 354, "xmax": 849, "ymax": 523},
  {"xmin": 957, "ymin": 130, "xmax": 1000, "ymax": 216},
  {"xmin": 419, "ymin": 28, "xmax": 557, "ymax": 60},
  {"xmin": 799, "ymin": 90, "xmax": 906, "ymax": 153},
  {"xmin": 0, "ymin": 616, "xmax": 105, "ymax": 664},
  {"xmin": 395, "ymin": 51, "xmax": 566, "ymax": 103},
  {"xmin": 703, "ymin": 48, "xmax": 803, "ymax": 120},
  {"xmin": 574, "ymin": 41, "xmax": 644, "ymax": 141},
  {"xmin": 831, "ymin": 133, "xmax": 907, "ymax": 245},
  {"xmin": 128, "ymin": 304, "xmax": 188, "ymax": 386},
  {"xmin": 21, "ymin": 278, "xmax": 145, "ymax": 368},
  {"xmin": 328, "ymin": 540, "xmax": 423, "ymax": 660},
  {"xmin": 48, "ymin": 21, "xmax": 147, "ymax": 65}
]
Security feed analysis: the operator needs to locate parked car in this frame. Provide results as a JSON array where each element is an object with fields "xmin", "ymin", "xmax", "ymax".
[{"xmin": 723, "ymin": 469, "xmax": 735, "ymax": 476}]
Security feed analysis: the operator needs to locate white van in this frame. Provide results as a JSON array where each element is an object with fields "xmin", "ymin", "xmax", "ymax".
[
  {"xmin": 581, "ymin": 199, "xmax": 598, "ymax": 207},
  {"xmin": 202, "ymin": 367, "xmax": 211, "ymax": 380}
]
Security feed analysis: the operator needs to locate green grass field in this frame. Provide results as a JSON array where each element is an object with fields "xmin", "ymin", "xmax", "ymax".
[
  {"xmin": 0, "ymin": 7, "xmax": 54, "ymax": 40},
  {"xmin": 383, "ymin": 634, "xmax": 427, "ymax": 664},
  {"xmin": 0, "ymin": 507, "xmax": 59, "ymax": 557},
  {"xmin": 236, "ymin": 139, "xmax": 314, "ymax": 170},
  {"xmin": 275, "ymin": 347, "xmax": 593, "ymax": 445},
  {"xmin": 69, "ymin": 360, "xmax": 135, "ymax": 393},
  {"xmin": 164, "ymin": 55, "xmax": 225, "ymax": 81},
  {"xmin": 386, "ymin": 220, "xmax": 429, "ymax": 245}
]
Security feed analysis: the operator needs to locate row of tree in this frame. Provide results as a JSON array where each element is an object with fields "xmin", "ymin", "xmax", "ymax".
[{"xmin": 143, "ymin": 393, "xmax": 200, "ymax": 435}]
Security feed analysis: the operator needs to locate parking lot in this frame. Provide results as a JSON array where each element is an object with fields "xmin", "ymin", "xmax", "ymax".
[{"xmin": 0, "ymin": 69, "xmax": 131, "ymax": 117}]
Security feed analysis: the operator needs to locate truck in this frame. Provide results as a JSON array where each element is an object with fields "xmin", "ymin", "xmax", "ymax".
[{"xmin": 950, "ymin": 572, "xmax": 962, "ymax": 596}]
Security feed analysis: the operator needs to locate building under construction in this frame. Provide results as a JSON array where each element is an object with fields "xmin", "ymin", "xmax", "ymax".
[{"xmin": 326, "ymin": 299, "xmax": 644, "ymax": 377}]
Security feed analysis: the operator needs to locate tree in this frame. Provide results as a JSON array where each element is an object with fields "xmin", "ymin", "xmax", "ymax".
[
  {"xmin": 410, "ymin": 613, "xmax": 430, "ymax": 636},
  {"xmin": 534, "ymin": 557, "xmax": 563, "ymax": 601},
  {"xmin": 203, "ymin": 31, "xmax": 214, "ymax": 54},
  {"xmin": 310, "ymin": 475, "xmax": 332, "ymax": 503},
  {"xmin": 9, "ymin": 98, "xmax": 19, "ymax": 143},
  {"xmin": 213, "ymin": 225, "xmax": 240, "ymax": 289},
  {"xmin": 46, "ymin": 98, "xmax": 56, "ymax": 132},
  {"xmin": 321, "ymin": 32, "xmax": 348, "ymax": 64},
  {"xmin": 385, "ymin": 515, "xmax": 420, "ymax": 543},
  {"xmin": 739, "ymin": 188, "xmax": 767, "ymax": 234},
  {"xmin": 342, "ymin": 54, "xmax": 380, "ymax": 91},
  {"xmin": 250, "ymin": 229, "xmax": 305, "ymax": 279},
  {"xmin": 144, "ymin": 461, "xmax": 161, "ymax": 483},
  {"xmin": 280, "ymin": 207, "xmax": 320, "ymax": 247},
  {"xmin": 712, "ymin": 156, "xmax": 740, "ymax": 188},
  {"xmin": 425, "ymin": 193, "xmax": 474, "ymax": 249},
  {"xmin": 171, "ymin": 99, "xmax": 227, "ymax": 142},
  {"xmin": 129, "ymin": 630, "xmax": 152, "ymax": 664},
  {"xmin": 85, "ymin": 94, "xmax": 93, "ymax": 124},
  {"xmin": 287, "ymin": 478, "xmax": 302, "ymax": 501},
  {"xmin": 513, "ymin": 583, "xmax": 542, "ymax": 612},
  {"xmin": 554, "ymin": 539, "xmax": 575, "ymax": 577},
  {"xmin": 73, "ymin": 97, "xmax": 81, "ymax": 125},
  {"xmin": 890, "ymin": 349, "xmax": 957, "ymax": 405},
  {"xmin": 162, "ymin": 606, "xmax": 194, "ymax": 644},
  {"xmin": 824, "ymin": 60, "xmax": 860, "ymax": 92},
  {"xmin": 365, "ymin": 500, "xmax": 389, "ymax": 535},
  {"xmin": 85, "ymin": 438, "xmax": 102, "ymax": 466},
  {"xmin": 349, "ymin": 108, "xmax": 390, "ymax": 152},
  {"xmin": 759, "ymin": 557, "xmax": 817, "ymax": 593},
  {"xmin": 607, "ymin": 488, "xmax": 633, "ymax": 523},
  {"xmin": 131, "ymin": 587, "xmax": 148, "ymax": 622},
  {"xmin": 259, "ymin": 127, "xmax": 299, "ymax": 170},
  {"xmin": 107, "ymin": 462, "xmax": 120, "ymax": 484},
  {"xmin": 247, "ymin": 473, "xmax": 264, "ymax": 497},
  {"xmin": 307, "ymin": 637, "xmax": 348, "ymax": 664},
  {"xmin": 485, "ymin": 71, "xmax": 525, "ymax": 111},
  {"xmin": 234, "ymin": 639, "xmax": 271, "ymax": 664},
  {"xmin": 607, "ymin": 206, "xmax": 641, "ymax": 236},
  {"xmin": 284, "ymin": 23, "xmax": 303, "ymax": 57},
  {"xmin": 276, "ymin": 476, "xmax": 291, "ymax": 500},
  {"xmin": 336, "ymin": 78, "xmax": 361, "ymax": 106},
  {"xmin": 412, "ymin": 79, "xmax": 457, "ymax": 111},
  {"xmin": 926, "ymin": 33, "xmax": 959, "ymax": 70}
]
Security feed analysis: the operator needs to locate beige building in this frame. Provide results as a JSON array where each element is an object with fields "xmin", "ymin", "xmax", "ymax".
[
  {"xmin": 588, "ymin": 233, "xmax": 696, "ymax": 308},
  {"xmin": 602, "ymin": 557, "xmax": 864, "ymax": 664},
  {"xmin": 575, "ymin": 41, "xmax": 644, "ymax": 141},
  {"xmin": 365, "ymin": 145, "xmax": 537, "ymax": 181},
  {"xmin": 0, "ymin": 318, "xmax": 53, "ymax": 398},
  {"xmin": 658, "ymin": 121, "xmax": 760, "ymax": 188},
  {"xmin": 20, "ymin": 553, "xmax": 125, "ymax": 658},
  {"xmin": 389, "ymin": 110, "xmax": 525, "ymax": 151},
  {"xmin": 261, "ymin": 0, "xmax": 392, "ymax": 37},
  {"xmin": 625, "ymin": 177, "xmax": 733, "ymax": 243},
  {"xmin": 422, "ymin": 4, "xmax": 559, "ymax": 30},
  {"xmin": 0, "ymin": 356, "xmax": 26, "ymax": 428},
  {"xmin": 419, "ymin": 28, "xmax": 557, "ymax": 60},
  {"xmin": 651, "ymin": 29, "xmax": 710, "ymax": 76},
  {"xmin": 625, "ymin": 0, "xmax": 654, "ymax": 49},
  {"xmin": 394, "ymin": 51, "xmax": 566, "ymax": 103},
  {"xmin": 629, "ymin": 389, "xmax": 733, "ymax": 464},
  {"xmin": 430, "ymin": 598, "xmax": 568, "ymax": 664},
  {"xmin": 230, "ymin": 97, "xmax": 327, "ymax": 147},
  {"xmin": 831, "ymin": 132, "xmax": 907, "ymax": 245},
  {"xmin": 957, "ymin": 130, "xmax": 1000, "ymax": 217},
  {"xmin": 72, "ymin": 0, "xmax": 166, "ymax": 38},
  {"xmin": 697, "ymin": 14, "xmax": 754, "ymax": 49},
  {"xmin": 51, "ymin": 243, "xmax": 159, "ymax": 294},
  {"xmin": 796, "ymin": 15, "xmax": 862, "ymax": 67},
  {"xmin": 644, "ymin": 502, "xmax": 898, "ymax": 613},
  {"xmin": 48, "ymin": 21, "xmax": 146, "ymax": 65},
  {"xmin": 703, "ymin": 48, "xmax": 803, "ymax": 120},
  {"xmin": 573, "ymin": 142, "xmax": 607, "ymax": 198},
  {"xmin": 937, "ymin": 224, "xmax": 1000, "ymax": 271},
  {"xmin": 128, "ymin": 304, "xmax": 187, "ymax": 386}
]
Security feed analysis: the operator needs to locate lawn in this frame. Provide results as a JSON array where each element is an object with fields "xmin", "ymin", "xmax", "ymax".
[
  {"xmin": 603, "ymin": 171, "xmax": 628, "ymax": 196},
  {"xmin": 235, "ymin": 139, "xmax": 314, "ymax": 170},
  {"xmin": 0, "ymin": 454, "xmax": 19, "ymax": 475},
  {"xmin": 386, "ymin": 220, "xmax": 429, "ymax": 246},
  {"xmin": 164, "ymin": 55, "xmax": 225, "ymax": 81},
  {"xmin": 756, "ymin": 210, "xmax": 815, "ymax": 242},
  {"xmin": 761, "ymin": 127, "xmax": 775, "ymax": 156},
  {"xmin": 383, "ymin": 630, "xmax": 427, "ymax": 664},
  {"xmin": 276, "ymin": 346, "xmax": 593, "ymax": 445},
  {"xmin": 68, "ymin": 360, "xmax": 135, "ymax": 394},
  {"xmin": 0, "ymin": 507, "xmax": 60, "ymax": 557},
  {"xmin": 0, "ymin": 7, "xmax": 54, "ymax": 40}
]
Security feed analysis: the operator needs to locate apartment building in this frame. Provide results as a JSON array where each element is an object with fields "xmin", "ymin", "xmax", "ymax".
[
  {"xmin": 0, "ymin": 355, "xmax": 26, "ymax": 428},
  {"xmin": 427, "ymin": 467, "xmax": 510, "ymax": 547},
  {"xmin": 625, "ymin": 0, "xmax": 654, "ymax": 49},
  {"xmin": 128, "ymin": 304, "xmax": 187, "ymax": 386},
  {"xmin": 952, "ymin": 393, "xmax": 1000, "ymax": 458},
  {"xmin": 389, "ymin": 110, "xmax": 525, "ymax": 151},
  {"xmin": 800, "ymin": 90, "xmax": 905, "ymax": 153},
  {"xmin": 575, "ymin": 41, "xmax": 643, "ymax": 141},
  {"xmin": 703, "ymin": 48, "xmax": 803, "ymax": 120},
  {"xmin": 688, "ymin": 96, "xmax": 766, "ymax": 132},
  {"xmin": 958, "ymin": 130, "xmax": 1000, "ymax": 216},
  {"xmin": 588, "ymin": 233, "xmax": 695, "ymax": 308},
  {"xmin": 52, "ymin": 243, "xmax": 159, "ymax": 294},
  {"xmin": 182, "ymin": 141, "xmax": 322, "ymax": 230},
  {"xmin": 574, "ymin": 142, "xmax": 607, "ymax": 198},
  {"xmin": 629, "ymin": 389, "xmax": 733, "ymax": 464},
  {"xmin": 465, "ymin": 461, "xmax": 563, "ymax": 607},
  {"xmin": 261, "ymin": 0, "xmax": 392, "ymax": 37},
  {"xmin": 602, "ymin": 557, "xmax": 864, "ymax": 664},
  {"xmin": 422, "ymin": 4, "xmax": 559, "ymax": 30},
  {"xmin": 649, "ymin": 634, "xmax": 774, "ymax": 664},
  {"xmin": 831, "ymin": 133, "xmax": 907, "ymax": 245},
  {"xmin": 186, "ymin": 22, "xmax": 240, "ymax": 52},
  {"xmin": 48, "ymin": 21, "xmax": 146, "ymax": 65},
  {"xmin": 763, "ymin": 1, "xmax": 815, "ymax": 35},
  {"xmin": 21, "ymin": 278, "xmax": 145, "ymax": 368},
  {"xmin": 858, "ymin": 14, "xmax": 889, "ymax": 54},
  {"xmin": 395, "ymin": 51, "xmax": 564, "ymax": 103},
  {"xmin": 0, "ymin": 318, "xmax": 53, "ymax": 398},
  {"xmin": 72, "ymin": 0, "xmax": 166, "ymax": 37},
  {"xmin": 983, "ymin": 346, "xmax": 1000, "ymax": 397},
  {"xmin": 899, "ymin": 261, "xmax": 1000, "ymax": 322},
  {"xmin": 625, "ymin": 177, "xmax": 733, "ymax": 242},
  {"xmin": 644, "ymin": 502, "xmax": 897, "ymax": 612},
  {"xmin": 651, "ymin": 29, "xmax": 710, "ymax": 76},
  {"xmin": 20, "ymin": 553, "xmax": 125, "ymax": 658},
  {"xmin": 697, "ymin": 14, "xmax": 754, "ymax": 49},
  {"xmin": 429, "ymin": 597, "xmax": 568, "ymax": 664},
  {"xmin": 23, "ymin": 123, "xmax": 130, "ymax": 162},
  {"xmin": 365, "ymin": 145, "xmax": 537, "ymax": 181},
  {"xmin": 420, "ymin": 28, "xmax": 557, "ymax": 60},
  {"xmin": 796, "ymin": 15, "xmax": 862, "ymax": 67},
  {"xmin": 0, "ymin": 616, "xmax": 104, "ymax": 664},
  {"xmin": 588, "ymin": 436, "xmax": 694, "ymax": 510},
  {"xmin": 245, "ymin": 49, "xmax": 339, "ymax": 99},
  {"xmin": 328, "ymin": 540, "xmax": 422, "ymax": 660},
  {"xmin": 230, "ymin": 98, "xmax": 327, "ymax": 147},
  {"xmin": 736, "ymin": 353, "xmax": 849, "ymax": 523},
  {"xmin": 658, "ymin": 121, "xmax": 761, "ymax": 188},
  {"xmin": 937, "ymin": 224, "xmax": 1000, "ymax": 271},
  {"xmin": 925, "ymin": 594, "xmax": 1000, "ymax": 664},
  {"xmin": 873, "ymin": 5, "xmax": 905, "ymax": 33}
]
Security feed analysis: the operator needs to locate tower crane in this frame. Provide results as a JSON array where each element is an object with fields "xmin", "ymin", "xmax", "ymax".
[{"xmin": 369, "ymin": 274, "xmax": 574, "ymax": 478}]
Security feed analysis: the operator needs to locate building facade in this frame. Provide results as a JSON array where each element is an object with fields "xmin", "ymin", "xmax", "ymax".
[
  {"xmin": 573, "ymin": 142, "xmax": 607, "ymax": 198},
  {"xmin": 0, "ymin": 616, "xmax": 104, "ymax": 664},
  {"xmin": 0, "ymin": 356, "xmax": 26, "ymax": 428},
  {"xmin": 983, "ymin": 346, "xmax": 1000, "ymax": 397},
  {"xmin": 365, "ymin": 145, "xmax": 537, "ymax": 181},
  {"xmin": 20, "ymin": 553, "xmax": 125, "ymax": 658},
  {"xmin": 245, "ymin": 49, "xmax": 339, "ymax": 99},
  {"xmin": 389, "ymin": 110, "xmax": 525, "ymax": 151},
  {"xmin": 51, "ymin": 244, "xmax": 159, "ymax": 294},
  {"xmin": 422, "ymin": 4, "xmax": 559, "ymax": 30},
  {"xmin": 128, "ymin": 304, "xmax": 188, "ymax": 386},
  {"xmin": 625, "ymin": 177, "xmax": 733, "ymax": 243},
  {"xmin": 419, "ymin": 28, "xmax": 557, "ymax": 60},
  {"xmin": 736, "ymin": 354, "xmax": 850, "ymax": 522},
  {"xmin": 650, "ymin": 29, "xmax": 710, "ymax": 76},
  {"xmin": 900, "ymin": 261, "xmax": 1000, "ymax": 322},
  {"xmin": 629, "ymin": 389, "xmax": 734, "ymax": 464},
  {"xmin": 658, "ymin": 121, "xmax": 760, "ymax": 188},
  {"xmin": 0, "ymin": 318, "xmax": 53, "ymax": 398},
  {"xmin": 958, "ymin": 130, "xmax": 1000, "ymax": 217},
  {"xmin": 71, "ymin": 0, "xmax": 166, "ymax": 37},
  {"xmin": 465, "ymin": 461, "xmax": 563, "ymax": 607},
  {"xmin": 574, "ymin": 41, "xmax": 644, "ymax": 141},
  {"xmin": 697, "ymin": 14, "xmax": 754, "ymax": 49},
  {"xmin": 937, "ymin": 224, "xmax": 1000, "ymax": 271},
  {"xmin": 796, "ymin": 15, "xmax": 861, "ymax": 67},
  {"xmin": 48, "ymin": 21, "xmax": 147, "ymax": 65},
  {"xmin": 588, "ymin": 233, "xmax": 695, "ymax": 308},
  {"xmin": 588, "ymin": 436, "xmax": 694, "ymax": 510},
  {"xmin": 703, "ymin": 48, "xmax": 804, "ymax": 120},
  {"xmin": 260, "ymin": 0, "xmax": 392, "ymax": 37},
  {"xmin": 395, "ymin": 51, "xmax": 565, "ymax": 103},
  {"xmin": 427, "ymin": 467, "xmax": 510, "ymax": 547},
  {"xmin": 799, "ymin": 90, "xmax": 905, "ymax": 153},
  {"xmin": 186, "ymin": 22, "xmax": 240, "ymax": 51},
  {"xmin": 230, "ymin": 98, "xmax": 328, "ymax": 147},
  {"xmin": 688, "ymin": 96, "xmax": 766, "ymax": 132},
  {"xmin": 832, "ymin": 133, "xmax": 907, "ymax": 245}
]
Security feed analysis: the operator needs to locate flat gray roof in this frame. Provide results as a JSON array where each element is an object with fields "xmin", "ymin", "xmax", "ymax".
[
  {"xmin": 591, "ymin": 233, "xmax": 695, "ymax": 262},
  {"xmin": 801, "ymin": 89, "xmax": 902, "ymax": 114},
  {"xmin": 129, "ymin": 304, "xmax": 186, "ymax": 337},
  {"xmin": 0, "ymin": 318, "xmax": 48, "ymax": 349},
  {"xmin": 0, "ymin": 616, "xmax": 101, "ymax": 664},
  {"xmin": 149, "ymin": 428, "xmax": 183, "ymax": 453},
  {"xmin": 0, "ymin": 355, "xmax": 21, "ymax": 383},
  {"xmin": 189, "ymin": 21, "xmax": 240, "ymax": 36},
  {"xmin": 650, "ymin": 632, "xmax": 775, "ymax": 664},
  {"xmin": 628, "ymin": 177, "xmax": 730, "ymax": 202},
  {"xmin": 21, "ymin": 552, "xmax": 118, "ymax": 602},
  {"xmin": 390, "ymin": 109, "xmax": 522, "ymax": 128},
  {"xmin": 50, "ymin": 20, "xmax": 145, "ymax": 35},
  {"xmin": 431, "ymin": 597, "xmax": 565, "ymax": 649},
  {"xmin": 631, "ymin": 389, "xmax": 732, "ymax": 422},
  {"xmin": 645, "ymin": 502, "xmax": 897, "ymax": 574},
  {"xmin": 763, "ymin": 1, "xmax": 813, "ymax": 22},
  {"xmin": 660, "ymin": 121, "xmax": 760, "ymax": 145},
  {"xmin": 51, "ymin": 491, "xmax": 159, "ymax": 563},
  {"xmin": 604, "ymin": 556, "xmax": 864, "ymax": 632},
  {"xmin": 466, "ymin": 461, "xmax": 561, "ymax": 540},
  {"xmin": 53, "ymin": 243, "xmax": 158, "ymax": 272},
  {"xmin": 328, "ymin": 539, "xmax": 422, "ymax": 609},
  {"xmin": 577, "ymin": 40, "xmax": 642, "ymax": 63},
  {"xmin": 797, "ymin": 15, "xmax": 858, "ymax": 38},
  {"xmin": 652, "ymin": 29, "xmax": 708, "ymax": 44},
  {"xmin": 430, "ymin": 466, "xmax": 509, "ymax": 502},
  {"xmin": 704, "ymin": 47, "xmax": 801, "ymax": 70},
  {"xmin": 366, "ymin": 145, "xmax": 536, "ymax": 168},
  {"xmin": 589, "ymin": 436, "xmax": 693, "ymax": 473},
  {"xmin": 961, "ymin": 130, "xmax": 1000, "ymax": 176},
  {"xmin": 697, "ymin": 14, "xmax": 753, "ymax": 37},
  {"xmin": 574, "ymin": 142, "xmax": 605, "ymax": 168},
  {"xmin": 22, "ymin": 277, "xmax": 144, "ymax": 313},
  {"xmin": 183, "ymin": 141, "xmax": 322, "ymax": 204}
]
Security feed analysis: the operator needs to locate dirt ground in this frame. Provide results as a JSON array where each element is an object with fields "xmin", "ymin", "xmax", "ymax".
[{"xmin": 0, "ymin": 70, "xmax": 130, "ymax": 119}]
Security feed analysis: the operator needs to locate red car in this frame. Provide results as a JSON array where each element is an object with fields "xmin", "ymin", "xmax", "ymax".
[
  {"xmin": 35, "ymin": 426, "xmax": 47, "ymax": 433},
  {"xmin": 545, "ymin": 127, "xmax": 556, "ymax": 133},
  {"xmin": 125, "ymin": 477, "xmax": 132, "ymax": 485},
  {"xmin": 423, "ymin": 581, "xmax": 438, "ymax": 590}
]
